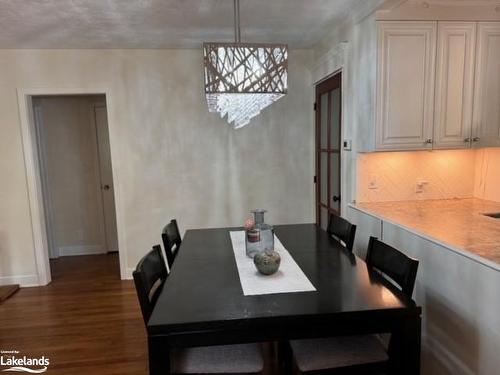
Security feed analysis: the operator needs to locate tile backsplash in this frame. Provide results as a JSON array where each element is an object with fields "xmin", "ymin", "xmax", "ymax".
[
  {"xmin": 474, "ymin": 148, "xmax": 500, "ymax": 202},
  {"xmin": 356, "ymin": 149, "xmax": 481, "ymax": 202}
]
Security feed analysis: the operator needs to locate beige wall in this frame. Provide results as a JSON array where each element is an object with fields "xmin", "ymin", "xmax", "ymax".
[
  {"xmin": 0, "ymin": 49, "xmax": 314, "ymax": 285},
  {"xmin": 33, "ymin": 95, "xmax": 107, "ymax": 257}
]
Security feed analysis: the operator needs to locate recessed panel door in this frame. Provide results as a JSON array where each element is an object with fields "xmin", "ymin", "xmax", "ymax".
[{"xmin": 316, "ymin": 72, "xmax": 342, "ymax": 229}]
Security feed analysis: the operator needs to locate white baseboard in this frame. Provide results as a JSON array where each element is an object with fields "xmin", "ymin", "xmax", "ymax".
[
  {"xmin": 124, "ymin": 268, "xmax": 134, "ymax": 280},
  {"xmin": 58, "ymin": 245, "xmax": 105, "ymax": 257},
  {"xmin": 0, "ymin": 274, "xmax": 39, "ymax": 287},
  {"xmin": 0, "ymin": 261, "xmax": 128, "ymax": 287}
]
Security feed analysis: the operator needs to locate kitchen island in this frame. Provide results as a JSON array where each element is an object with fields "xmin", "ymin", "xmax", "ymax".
[{"xmin": 347, "ymin": 198, "xmax": 500, "ymax": 375}]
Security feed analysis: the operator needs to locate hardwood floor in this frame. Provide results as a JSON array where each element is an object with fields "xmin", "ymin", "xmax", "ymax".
[
  {"xmin": 0, "ymin": 254, "xmax": 279, "ymax": 374},
  {"xmin": 0, "ymin": 285, "xmax": 19, "ymax": 302},
  {"xmin": 0, "ymin": 254, "xmax": 148, "ymax": 374}
]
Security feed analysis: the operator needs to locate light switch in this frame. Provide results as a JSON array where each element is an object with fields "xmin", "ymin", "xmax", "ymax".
[{"xmin": 343, "ymin": 139, "xmax": 352, "ymax": 151}]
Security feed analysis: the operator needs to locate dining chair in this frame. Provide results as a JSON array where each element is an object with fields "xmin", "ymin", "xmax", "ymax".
[
  {"xmin": 162, "ymin": 219, "xmax": 182, "ymax": 269},
  {"xmin": 133, "ymin": 246, "xmax": 264, "ymax": 374},
  {"xmin": 133, "ymin": 245, "xmax": 168, "ymax": 325},
  {"xmin": 327, "ymin": 213, "xmax": 357, "ymax": 252},
  {"xmin": 366, "ymin": 236, "xmax": 419, "ymax": 297},
  {"xmin": 288, "ymin": 236, "xmax": 419, "ymax": 374}
]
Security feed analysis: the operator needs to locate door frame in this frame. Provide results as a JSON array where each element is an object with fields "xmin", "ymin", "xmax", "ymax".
[
  {"xmin": 32, "ymin": 103, "xmax": 58, "ymax": 259},
  {"xmin": 315, "ymin": 71, "xmax": 343, "ymax": 227},
  {"xmin": 17, "ymin": 88, "xmax": 127, "ymax": 285}
]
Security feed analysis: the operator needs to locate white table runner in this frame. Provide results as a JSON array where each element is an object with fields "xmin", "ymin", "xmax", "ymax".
[{"xmin": 229, "ymin": 231, "xmax": 316, "ymax": 296}]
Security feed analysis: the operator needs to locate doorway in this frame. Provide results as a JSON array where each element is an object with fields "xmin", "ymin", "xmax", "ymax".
[
  {"xmin": 315, "ymin": 72, "xmax": 342, "ymax": 230},
  {"xmin": 32, "ymin": 95, "xmax": 119, "ymax": 279}
]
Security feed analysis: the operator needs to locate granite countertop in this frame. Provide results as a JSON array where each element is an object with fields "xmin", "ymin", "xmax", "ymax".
[{"xmin": 352, "ymin": 198, "xmax": 500, "ymax": 268}]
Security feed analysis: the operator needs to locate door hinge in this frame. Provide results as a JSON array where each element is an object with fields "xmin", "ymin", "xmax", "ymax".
[
  {"xmin": 314, "ymin": 102, "xmax": 317, "ymax": 111},
  {"xmin": 314, "ymin": 175, "xmax": 317, "ymax": 183}
]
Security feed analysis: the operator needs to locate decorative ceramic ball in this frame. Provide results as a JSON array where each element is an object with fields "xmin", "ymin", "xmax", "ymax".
[{"xmin": 254, "ymin": 250, "xmax": 281, "ymax": 275}]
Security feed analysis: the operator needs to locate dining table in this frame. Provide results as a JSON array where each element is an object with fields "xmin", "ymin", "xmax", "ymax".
[{"xmin": 147, "ymin": 224, "xmax": 422, "ymax": 375}]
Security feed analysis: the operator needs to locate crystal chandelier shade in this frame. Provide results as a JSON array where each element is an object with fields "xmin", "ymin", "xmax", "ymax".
[
  {"xmin": 204, "ymin": 43, "xmax": 288, "ymax": 128},
  {"xmin": 203, "ymin": 0, "xmax": 288, "ymax": 129}
]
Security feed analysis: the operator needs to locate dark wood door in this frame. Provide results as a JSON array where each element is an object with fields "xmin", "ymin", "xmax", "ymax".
[{"xmin": 316, "ymin": 72, "xmax": 342, "ymax": 230}]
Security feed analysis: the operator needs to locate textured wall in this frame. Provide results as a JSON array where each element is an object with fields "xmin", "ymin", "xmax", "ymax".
[
  {"xmin": 0, "ymin": 49, "xmax": 314, "ymax": 284},
  {"xmin": 311, "ymin": 9, "xmax": 380, "ymax": 214}
]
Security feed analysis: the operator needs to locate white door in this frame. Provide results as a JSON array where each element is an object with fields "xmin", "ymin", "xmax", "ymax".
[
  {"xmin": 376, "ymin": 21, "xmax": 437, "ymax": 150},
  {"xmin": 93, "ymin": 104, "xmax": 119, "ymax": 252},
  {"xmin": 433, "ymin": 22, "xmax": 476, "ymax": 149},
  {"xmin": 472, "ymin": 22, "xmax": 500, "ymax": 148}
]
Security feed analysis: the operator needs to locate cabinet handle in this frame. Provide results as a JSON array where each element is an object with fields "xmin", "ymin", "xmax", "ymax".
[
  {"xmin": 425, "ymin": 139, "xmax": 433, "ymax": 144},
  {"xmin": 464, "ymin": 137, "xmax": 471, "ymax": 143},
  {"xmin": 472, "ymin": 137, "xmax": 480, "ymax": 142}
]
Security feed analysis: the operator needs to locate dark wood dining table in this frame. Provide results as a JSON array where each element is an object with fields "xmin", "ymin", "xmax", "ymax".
[{"xmin": 147, "ymin": 224, "xmax": 421, "ymax": 375}]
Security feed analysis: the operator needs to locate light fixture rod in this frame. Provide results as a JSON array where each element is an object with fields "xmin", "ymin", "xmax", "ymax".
[{"xmin": 233, "ymin": 0, "xmax": 241, "ymax": 43}]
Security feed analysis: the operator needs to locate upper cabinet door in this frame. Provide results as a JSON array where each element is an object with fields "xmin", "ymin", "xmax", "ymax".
[
  {"xmin": 434, "ymin": 22, "xmax": 476, "ymax": 149},
  {"xmin": 376, "ymin": 21, "xmax": 437, "ymax": 150},
  {"xmin": 473, "ymin": 22, "xmax": 500, "ymax": 148}
]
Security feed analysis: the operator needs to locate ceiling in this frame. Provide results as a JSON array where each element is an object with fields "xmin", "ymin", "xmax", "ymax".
[{"xmin": 0, "ymin": 0, "xmax": 374, "ymax": 49}]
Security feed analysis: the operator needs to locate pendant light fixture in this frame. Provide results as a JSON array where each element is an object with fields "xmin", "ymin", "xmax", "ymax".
[{"xmin": 203, "ymin": 0, "xmax": 288, "ymax": 129}]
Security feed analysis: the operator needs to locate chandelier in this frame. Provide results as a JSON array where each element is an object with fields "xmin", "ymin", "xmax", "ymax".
[{"xmin": 203, "ymin": 0, "xmax": 288, "ymax": 129}]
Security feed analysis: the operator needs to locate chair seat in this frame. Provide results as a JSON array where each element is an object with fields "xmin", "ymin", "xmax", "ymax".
[
  {"xmin": 172, "ymin": 343, "xmax": 264, "ymax": 374},
  {"xmin": 290, "ymin": 335, "xmax": 388, "ymax": 372}
]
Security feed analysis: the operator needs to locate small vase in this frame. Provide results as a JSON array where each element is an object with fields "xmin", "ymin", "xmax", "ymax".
[
  {"xmin": 254, "ymin": 250, "xmax": 281, "ymax": 275},
  {"xmin": 245, "ymin": 209, "xmax": 274, "ymax": 258}
]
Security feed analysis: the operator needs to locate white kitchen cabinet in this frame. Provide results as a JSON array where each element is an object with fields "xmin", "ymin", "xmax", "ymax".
[
  {"xmin": 433, "ymin": 22, "xmax": 476, "ymax": 149},
  {"xmin": 472, "ymin": 22, "xmax": 500, "ymax": 148},
  {"xmin": 373, "ymin": 21, "xmax": 500, "ymax": 152},
  {"xmin": 376, "ymin": 21, "xmax": 437, "ymax": 150}
]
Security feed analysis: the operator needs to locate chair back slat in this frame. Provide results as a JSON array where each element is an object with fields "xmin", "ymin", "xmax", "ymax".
[
  {"xmin": 327, "ymin": 213, "xmax": 357, "ymax": 251},
  {"xmin": 133, "ymin": 245, "xmax": 168, "ymax": 324},
  {"xmin": 162, "ymin": 219, "xmax": 182, "ymax": 269},
  {"xmin": 366, "ymin": 237, "xmax": 419, "ymax": 297}
]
